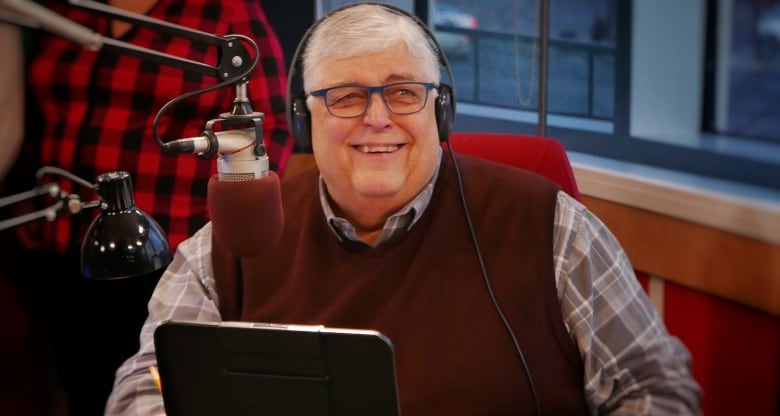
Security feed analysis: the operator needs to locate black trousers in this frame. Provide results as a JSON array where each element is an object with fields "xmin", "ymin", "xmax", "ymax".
[
  {"xmin": 44, "ymin": 251, "xmax": 162, "ymax": 415},
  {"xmin": 0, "ymin": 232, "xmax": 50, "ymax": 415}
]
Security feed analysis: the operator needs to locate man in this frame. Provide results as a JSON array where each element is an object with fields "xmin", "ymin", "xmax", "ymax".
[{"xmin": 107, "ymin": 4, "xmax": 701, "ymax": 415}]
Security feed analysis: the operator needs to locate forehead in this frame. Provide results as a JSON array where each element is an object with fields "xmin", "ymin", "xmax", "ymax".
[{"xmin": 310, "ymin": 43, "xmax": 427, "ymax": 89}]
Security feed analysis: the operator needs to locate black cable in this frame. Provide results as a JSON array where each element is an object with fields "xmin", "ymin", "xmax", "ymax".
[
  {"xmin": 445, "ymin": 143, "xmax": 541, "ymax": 416},
  {"xmin": 151, "ymin": 34, "xmax": 260, "ymax": 149}
]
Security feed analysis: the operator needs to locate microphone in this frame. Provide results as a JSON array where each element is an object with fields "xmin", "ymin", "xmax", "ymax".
[
  {"xmin": 162, "ymin": 127, "xmax": 269, "ymax": 181},
  {"xmin": 161, "ymin": 127, "xmax": 257, "ymax": 155},
  {"xmin": 173, "ymin": 126, "xmax": 284, "ymax": 256},
  {"xmin": 207, "ymin": 171, "xmax": 283, "ymax": 257},
  {"xmin": 160, "ymin": 91, "xmax": 283, "ymax": 256}
]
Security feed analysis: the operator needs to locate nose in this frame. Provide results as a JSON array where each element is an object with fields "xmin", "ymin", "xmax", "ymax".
[{"xmin": 362, "ymin": 91, "xmax": 391, "ymax": 126}]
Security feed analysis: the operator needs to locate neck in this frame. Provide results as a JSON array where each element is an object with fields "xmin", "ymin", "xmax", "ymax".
[
  {"xmin": 331, "ymin": 199, "xmax": 392, "ymax": 245},
  {"xmin": 356, "ymin": 228, "xmax": 383, "ymax": 246}
]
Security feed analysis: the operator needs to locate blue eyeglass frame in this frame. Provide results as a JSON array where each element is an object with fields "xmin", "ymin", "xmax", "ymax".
[{"xmin": 308, "ymin": 81, "xmax": 436, "ymax": 117}]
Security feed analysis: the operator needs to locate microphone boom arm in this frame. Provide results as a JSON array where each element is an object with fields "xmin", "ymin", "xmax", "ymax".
[
  {"xmin": 1, "ymin": 0, "xmax": 269, "ymax": 180},
  {"xmin": 1, "ymin": 0, "xmax": 254, "ymax": 81}
]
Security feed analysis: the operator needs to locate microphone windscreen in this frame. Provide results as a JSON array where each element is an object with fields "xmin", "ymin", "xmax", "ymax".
[{"xmin": 208, "ymin": 172, "xmax": 284, "ymax": 256}]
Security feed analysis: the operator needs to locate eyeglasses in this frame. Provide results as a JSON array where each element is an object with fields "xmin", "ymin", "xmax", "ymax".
[{"xmin": 309, "ymin": 81, "xmax": 436, "ymax": 118}]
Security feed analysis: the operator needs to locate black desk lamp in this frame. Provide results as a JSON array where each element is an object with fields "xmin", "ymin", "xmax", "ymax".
[
  {"xmin": 0, "ymin": 167, "xmax": 171, "ymax": 280},
  {"xmin": 81, "ymin": 171, "xmax": 172, "ymax": 279}
]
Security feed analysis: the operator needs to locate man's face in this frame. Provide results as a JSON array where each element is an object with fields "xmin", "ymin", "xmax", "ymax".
[{"xmin": 308, "ymin": 42, "xmax": 441, "ymax": 220}]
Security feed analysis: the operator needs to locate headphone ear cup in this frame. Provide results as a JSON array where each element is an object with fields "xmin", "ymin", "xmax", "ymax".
[
  {"xmin": 290, "ymin": 95, "xmax": 313, "ymax": 152},
  {"xmin": 435, "ymin": 84, "xmax": 454, "ymax": 142}
]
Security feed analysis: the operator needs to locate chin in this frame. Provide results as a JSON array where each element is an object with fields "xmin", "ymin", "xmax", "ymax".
[{"xmin": 351, "ymin": 176, "xmax": 404, "ymax": 199}]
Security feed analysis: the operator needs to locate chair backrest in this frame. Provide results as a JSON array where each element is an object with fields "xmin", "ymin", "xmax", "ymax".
[
  {"xmin": 447, "ymin": 132, "xmax": 581, "ymax": 201},
  {"xmin": 282, "ymin": 132, "xmax": 581, "ymax": 201}
]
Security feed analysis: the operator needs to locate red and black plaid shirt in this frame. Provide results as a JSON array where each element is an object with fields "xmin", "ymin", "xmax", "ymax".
[{"xmin": 21, "ymin": 0, "xmax": 293, "ymax": 253}]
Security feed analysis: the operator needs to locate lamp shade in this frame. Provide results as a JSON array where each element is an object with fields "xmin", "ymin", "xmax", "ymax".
[{"xmin": 81, "ymin": 171, "xmax": 172, "ymax": 280}]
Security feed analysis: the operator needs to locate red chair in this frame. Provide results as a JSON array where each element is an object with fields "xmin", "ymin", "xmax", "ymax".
[
  {"xmin": 285, "ymin": 133, "xmax": 582, "ymax": 203},
  {"xmin": 446, "ymin": 132, "xmax": 581, "ymax": 201}
]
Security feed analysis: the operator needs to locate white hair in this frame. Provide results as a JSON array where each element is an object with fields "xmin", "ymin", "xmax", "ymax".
[{"xmin": 302, "ymin": 3, "xmax": 441, "ymax": 91}]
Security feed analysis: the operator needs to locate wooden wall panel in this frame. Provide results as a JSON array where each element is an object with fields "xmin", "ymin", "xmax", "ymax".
[{"xmin": 582, "ymin": 195, "xmax": 780, "ymax": 316}]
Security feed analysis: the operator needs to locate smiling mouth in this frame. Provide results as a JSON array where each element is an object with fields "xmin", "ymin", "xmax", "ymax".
[{"xmin": 354, "ymin": 145, "xmax": 402, "ymax": 153}]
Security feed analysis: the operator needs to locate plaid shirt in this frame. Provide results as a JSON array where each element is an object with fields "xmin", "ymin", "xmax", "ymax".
[
  {"xmin": 20, "ymin": 0, "xmax": 293, "ymax": 252},
  {"xmin": 107, "ymin": 180, "xmax": 701, "ymax": 415}
]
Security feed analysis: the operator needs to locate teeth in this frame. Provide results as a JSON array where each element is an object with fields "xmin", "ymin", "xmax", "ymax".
[{"xmin": 357, "ymin": 145, "xmax": 399, "ymax": 153}]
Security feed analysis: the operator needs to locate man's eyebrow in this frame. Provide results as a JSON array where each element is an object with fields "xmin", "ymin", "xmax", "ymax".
[
  {"xmin": 317, "ymin": 73, "xmax": 420, "ymax": 89},
  {"xmin": 384, "ymin": 73, "xmax": 417, "ymax": 83}
]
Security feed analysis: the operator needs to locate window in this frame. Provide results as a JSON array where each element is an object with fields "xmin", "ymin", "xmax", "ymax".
[
  {"xmin": 710, "ymin": 0, "xmax": 780, "ymax": 145},
  {"xmin": 434, "ymin": 0, "xmax": 615, "ymax": 122},
  {"xmin": 431, "ymin": 0, "xmax": 780, "ymax": 191}
]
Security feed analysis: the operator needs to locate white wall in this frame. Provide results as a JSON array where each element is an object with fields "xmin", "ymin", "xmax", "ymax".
[{"xmin": 630, "ymin": 0, "xmax": 707, "ymax": 143}]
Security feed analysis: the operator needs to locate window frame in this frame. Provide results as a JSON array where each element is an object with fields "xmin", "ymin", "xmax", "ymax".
[{"xmin": 441, "ymin": 0, "xmax": 780, "ymax": 191}]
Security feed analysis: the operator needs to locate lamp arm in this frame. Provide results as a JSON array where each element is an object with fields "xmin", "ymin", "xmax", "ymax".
[
  {"xmin": 0, "ymin": 200, "xmax": 64, "ymax": 232},
  {"xmin": 0, "ymin": 167, "xmax": 101, "ymax": 232},
  {"xmin": 0, "ymin": 184, "xmax": 59, "ymax": 210}
]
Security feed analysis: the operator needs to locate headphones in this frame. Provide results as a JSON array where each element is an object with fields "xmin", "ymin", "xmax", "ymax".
[{"xmin": 286, "ymin": 2, "xmax": 456, "ymax": 152}]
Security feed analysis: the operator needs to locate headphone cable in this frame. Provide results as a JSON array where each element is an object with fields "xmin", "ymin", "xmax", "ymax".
[{"xmin": 446, "ymin": 143, "xmax": 541, "ymax": 416}]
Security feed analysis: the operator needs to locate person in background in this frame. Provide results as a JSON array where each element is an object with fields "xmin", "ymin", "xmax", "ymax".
[
  {"xmin": 0, "ymin": 23, "xmax": 24, "ymax": 181},
  {"xmin": 0, "ymin": 21, "xmax": 52, "ymax": 416},
  {"xmin": 107, "ymin": 3, "xmax": 701, "ymax": 415},
  {"xmin": 5, "ymin": 0, "xmax": 293, "ymax": 414}
]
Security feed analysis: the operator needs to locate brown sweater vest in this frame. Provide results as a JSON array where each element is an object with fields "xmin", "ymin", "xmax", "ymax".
[{"xmin": 212, "ymin": 153, "xmax": 588, "ymax": 415}]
